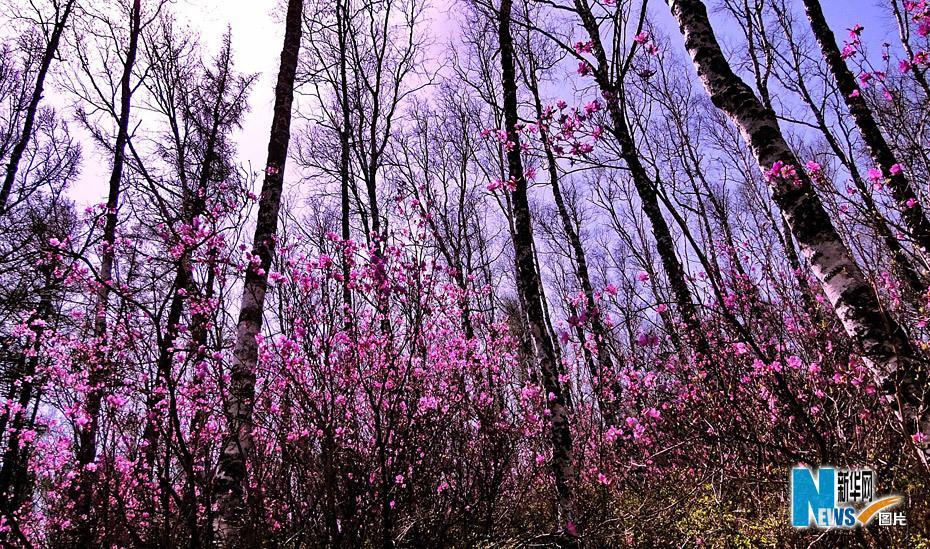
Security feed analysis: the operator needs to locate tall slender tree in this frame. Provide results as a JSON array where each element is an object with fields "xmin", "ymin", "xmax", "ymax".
[
  {"xmin": 665, "ymin": 0, "xmax": 930, "ymax": 465},
  {"xmin": 571, "ymin": 0, "xmax": 708, "ymax": 355},
  {"xmin": 212, "ymin": 0, "xmax": 304, "ymax": 543},
  {"xmin": 66, "ymin": 1, "xmax": 144, "ymax": 544},
  {"xmin": 800, "ymin": 0, "xmax": 930, "ymax": 269},
  {"xmin": 0, "ymin": 0, "xmax": 75, "ymax": 213},
  {"xmin": 518, "ymin": 20, "xmax": 619, "ymax": 421},
  {"xmin": 497, "ymin": 0, "xmax": 577, "ymax": 539}
]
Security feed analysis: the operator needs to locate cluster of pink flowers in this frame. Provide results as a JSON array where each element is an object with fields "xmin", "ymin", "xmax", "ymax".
[
  {"xmin": 841, "ymin": 24, "xmax": 863, "ymax": 59},
  {"xmin": 633, "ymin": 31, "xmax": 660, "ymax": 56}
]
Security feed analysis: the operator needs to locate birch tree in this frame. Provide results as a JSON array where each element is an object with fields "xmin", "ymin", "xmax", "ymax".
[
  {"xmin": 497, "ymin": 0, "xmax": 577, "ymax": 539},
  {"xmin": 665, "ymin": 0, "xmax": 930, "ymax": 465},
  {"xmin": 212, "ymin": 0, "xmax": 304, "ymax": 543}
]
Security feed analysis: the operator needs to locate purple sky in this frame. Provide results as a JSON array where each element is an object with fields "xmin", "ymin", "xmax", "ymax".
[{"xmin": 61, "ymin": 0, "xmax": 894, "ymax": 206}]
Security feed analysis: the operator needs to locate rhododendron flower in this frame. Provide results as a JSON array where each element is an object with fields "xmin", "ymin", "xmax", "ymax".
[
  {"xmin": 805, "ymin": 160, "xmax": 822, "ymax": 173},
  {"xmin": 573, "ymin": 40, "xmax": 593, "ymax": 54},
  {"xmin": 577, "ymin": 62, "xmax": 593, "ymax": 76},
  {"xmin": 565, "ymin": 521, "xmax": 578, "ymax": 536},
  {"xmin": 605, "ymin": 426, "xmax": 621, "ymax": 442},
  {"xmin": 868, "ymin": 167, "xmax": 883, "ymax": 181},
  {"xmin": 889, "ymin": 163, "xmax": 903, "ymax": 176},
  {"xmin": 848, "ymin": 89, "xmax": 860, "ymax": 97},
  {"xmin": 634, "ymin": 32, "xmax": 649, "ymax": 44}
]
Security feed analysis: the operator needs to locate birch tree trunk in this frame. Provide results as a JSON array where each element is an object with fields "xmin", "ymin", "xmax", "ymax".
[
  {"xmin": 800, "ymin": 0, "xmax": 930, "ymax": 269},
  {"xmin": 498, "ymin": 0, "xmax": 577, "ymax": 539},
  {"xmin": 666, "ymin": 0, "xmax": 930, "ymax": 465},
  {"xmin": 212, "ymin": 0, "xmax": 303, "ymax": 543}
]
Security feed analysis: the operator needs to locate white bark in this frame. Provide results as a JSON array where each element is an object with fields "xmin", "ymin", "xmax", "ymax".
[{"xmin": 667, "ymin": 0, "xmax": 930, "ymax": 465}]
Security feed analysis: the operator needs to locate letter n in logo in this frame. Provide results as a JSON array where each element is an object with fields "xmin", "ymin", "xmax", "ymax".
[{"xmin": 791, "ymin": 467, "xmax": 835, "ymax": 527}]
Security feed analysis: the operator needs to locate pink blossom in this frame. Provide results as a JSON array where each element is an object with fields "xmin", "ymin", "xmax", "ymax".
[
  {"xmin": 573, "ymin": 40, "xmax": 593, "ymax": 54},
  {"xmin": 565, "ymin": 521, "xmax": 578, "ymax": 536}
]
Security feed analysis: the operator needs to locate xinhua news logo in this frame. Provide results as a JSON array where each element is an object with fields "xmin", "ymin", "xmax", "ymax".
[{"xmin": 791, "ymin": 466, "xmax": 905, "ymax": 528}]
